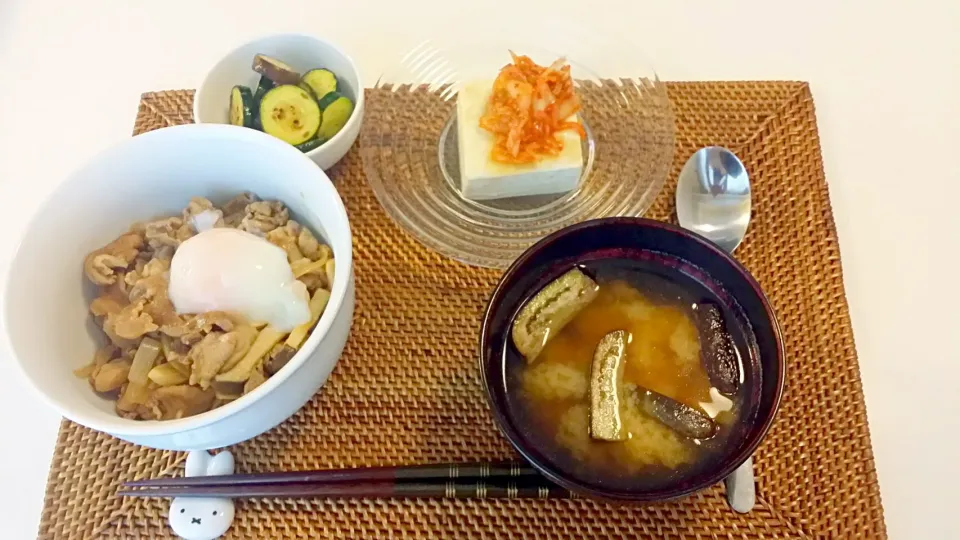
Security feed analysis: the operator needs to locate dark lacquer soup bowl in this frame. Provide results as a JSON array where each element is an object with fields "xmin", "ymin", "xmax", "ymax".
[{"xmin": 479, "ymin": 217, "xmax": 785, "ymax": 502}]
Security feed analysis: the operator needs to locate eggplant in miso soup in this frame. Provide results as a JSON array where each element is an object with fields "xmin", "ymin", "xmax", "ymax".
[
  {"xmin": 509, "ymin": 257, "xmax": 756, "ymax": 489},
  {"xmin": 511, "ymin": 268, "xmax": 598, "ymax": 361}
]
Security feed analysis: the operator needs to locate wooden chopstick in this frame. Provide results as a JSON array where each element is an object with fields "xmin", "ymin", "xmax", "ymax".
[
  {"xmin": 123, "ymin": 461, "xmax": 537, "ymax": 488},
  {"xmin": 118, "ymin": 477, "xmax": 573, "ymax": 500}
]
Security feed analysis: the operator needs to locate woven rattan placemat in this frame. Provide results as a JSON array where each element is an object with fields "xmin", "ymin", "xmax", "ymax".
[{"xmin": 38, "ymin": 83, "xmax": 885, "ymax": 539}]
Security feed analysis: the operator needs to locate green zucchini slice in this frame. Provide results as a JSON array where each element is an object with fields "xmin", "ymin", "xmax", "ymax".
[
  {"xmin": 317, "ymin": 96, "xmax": 355, "ymax": 141},
  {"xmin": 251, "ymin": 76, "xmax": 274, "ymax": 130},
  {"xmin": 298, "ymin": 82, "xmax": 317, "ymax": 98},
  {"xmin": 316, "ymin": 91, "xmax": 343, "ymax": 110},
  {"xmin": 252, "ymin": 54, "xmax": 301, "ymax": 85},
  {"xmin": 229, "ymin": 85, "xmax": 254, "ymax": 128},
  {"xmin": 259, "ymin": 85, "xmax": 321, "ymax": 145},
  {"xmin": 295, "ymin": 138, "xmax": 325, "ymax": 153},
  {"xmin": 253, "ymin": 76, "xmax": 275, "ymax": 103},
  {"xmin": 301, "ymin": 69, "xmax": 338, "ymax": 101}
]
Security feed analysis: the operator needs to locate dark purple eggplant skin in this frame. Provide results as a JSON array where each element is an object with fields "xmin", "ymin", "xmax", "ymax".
[
  {"xmin": 640, "ymin": 389, "xmax": 717, "ymax": 439},
  {"xmin": 694, "ymin": 302, "xmax": 740, "ymax": 394}
]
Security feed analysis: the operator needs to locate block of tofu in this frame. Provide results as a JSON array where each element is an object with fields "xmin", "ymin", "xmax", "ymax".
[{"xmin": 456, "ymin": 79, "xmax": 584, "ymax": 201}]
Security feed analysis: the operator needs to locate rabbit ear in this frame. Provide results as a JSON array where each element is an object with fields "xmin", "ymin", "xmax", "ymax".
[
  {"xmin": 184, "ymin": 450, "xmax": 212, "ymax": 478},
  {"xmin": 206, "ymin": 451, "xmax": 235, "ymax": 476}
]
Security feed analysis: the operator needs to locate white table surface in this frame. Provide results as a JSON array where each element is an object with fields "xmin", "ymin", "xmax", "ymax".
[{"xmin": 0, "ymin": 1, "xmax": 957, "ymax": 538}]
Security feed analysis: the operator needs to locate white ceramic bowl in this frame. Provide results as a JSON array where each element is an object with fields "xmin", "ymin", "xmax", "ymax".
[
  {"xmin": 1, "ymin": 124, "xmax": 354, "ymax": 450},
  {"xmin": 194, "ymin": 33, "xmax": 364, "ymax": 170}
]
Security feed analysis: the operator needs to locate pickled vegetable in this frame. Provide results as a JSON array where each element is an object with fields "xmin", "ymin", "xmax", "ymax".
[{"xmin": 479, "ymin": 52, "xmax": 585, "ymax": 164}]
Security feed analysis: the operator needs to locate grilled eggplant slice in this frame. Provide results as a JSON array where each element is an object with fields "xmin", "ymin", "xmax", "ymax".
[
  {"xmin": 589, "ymin": 330, "xmax": 628, "ymax": 441},
  {"xmin": 252, "ymin": 54, "xmax": 301, "ymax": 85},
  {"xmin": 694, "ymin": 302, "xmax": 740, "ymax": 394},
  {"xmin": 639, "ymin": 388, "xmax": 717, "ymax": 439},
  {"xmin": 511, "ymin": 268, "xmax": 599, "ymax": 361}
]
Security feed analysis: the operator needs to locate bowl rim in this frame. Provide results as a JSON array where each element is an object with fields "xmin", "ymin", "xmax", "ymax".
[
  {"xmin": 193, "ymin": 32, "xmax": 365, "ymax": 160},
  {"xmin": 0, "ymin": 123, "xmax": 354, "ymax": 437},
  {"xmin": 478, "ymin": 216, "xmax": 785, "ymax": 501}
]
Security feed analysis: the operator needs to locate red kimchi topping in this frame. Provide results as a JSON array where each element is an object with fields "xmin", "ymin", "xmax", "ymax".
[{"xmin": 478, "ymin": 52, "xmax": 585, "ymax": 164}]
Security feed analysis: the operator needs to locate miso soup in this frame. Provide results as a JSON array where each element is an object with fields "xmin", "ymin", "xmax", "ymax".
[{"xmin": 506, "ymin": 255, "xmax": 759, "ymax": 490}]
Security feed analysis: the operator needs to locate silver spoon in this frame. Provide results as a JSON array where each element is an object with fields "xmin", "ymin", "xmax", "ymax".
[{"xmin": 675, "ymin": 146, "xmax": 755, "ymax": 513}]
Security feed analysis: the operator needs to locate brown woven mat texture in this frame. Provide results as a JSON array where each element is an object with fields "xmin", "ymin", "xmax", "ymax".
[{"xmin": 38, "ymin": 83, "xmax": 885, "ymax": 539}]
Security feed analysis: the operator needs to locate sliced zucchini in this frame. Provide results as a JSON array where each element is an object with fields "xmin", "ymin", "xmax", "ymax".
[
  {"xmin": 252, "ymin": 54, "xmax": 301, "ymax": 85},
  {"xmin": 259, "ymin": 85, "xmax": 321, "ymax": 145},
  {"xmin": 251, "ymin": 77, "xmax": 274, "ymax": 131},
  {"xmin": 295, "ymin": 138, "xmax": 325, "ymax": 153},
  {"xmin": 253, "ymin": 76, "xmax": 275, "ymax": 103},
  {"xmin": 229, "ymin": 86, "xmax": 254, "ymax": 128},
  {"xmin": 317, "ymin": 91, "xmax": 343, "ymax": 110},
  {"xmin": 317, "ymin": 96, "xmax": 355, "ymax": 141},
  {"xmin": 301, "ymin": 69, "xmax": 338, "ymax": 101},
  {"xmin": 298, "ymin": 82, "xmax": 317, "ymax": 98}
]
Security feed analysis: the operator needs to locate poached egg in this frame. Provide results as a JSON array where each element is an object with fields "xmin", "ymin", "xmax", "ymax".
[{"xmin": 168, "ymin": 228, "xmax": 310, "ymax": 331}]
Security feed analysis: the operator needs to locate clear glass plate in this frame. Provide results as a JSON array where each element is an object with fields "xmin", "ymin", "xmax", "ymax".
[{"xmin": 360, "ymin": 23, "xmax": 675, "ymax": 268}]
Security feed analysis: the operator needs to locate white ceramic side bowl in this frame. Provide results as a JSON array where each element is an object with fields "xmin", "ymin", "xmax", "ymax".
[
  {"xmin": 1, "ymin": 124, "xmax": 354, "ymax": 450},
  {"xmin": 194, "ymin": 33, "xmax": 364, "ymax": 171}
]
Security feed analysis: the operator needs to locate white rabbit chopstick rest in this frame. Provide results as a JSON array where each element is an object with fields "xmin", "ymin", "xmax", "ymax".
[{"xmin": 168, "ymin": 450, "xmax": 236, "ymax": 540}]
